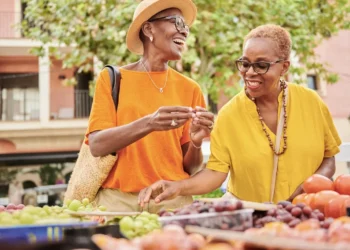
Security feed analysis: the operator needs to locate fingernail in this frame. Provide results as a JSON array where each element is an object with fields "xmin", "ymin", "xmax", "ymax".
[
  {"xmin": 196, "ymin": 112, "xmax": 201, "ymax": 116},
  {"xmin": 189, "ymin": 107, "xmax": 193, "ymax": 112},
  {"xmin": 192, "ymin": 114, "xmax": 196, "ymax": 118}
]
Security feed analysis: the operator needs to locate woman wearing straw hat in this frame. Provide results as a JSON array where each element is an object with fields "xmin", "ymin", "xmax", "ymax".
[{"xmin": 87, "ymin": 0, "xmax": 214, "ymax": 212}]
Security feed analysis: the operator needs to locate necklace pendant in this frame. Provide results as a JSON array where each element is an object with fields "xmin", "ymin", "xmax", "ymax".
[{"xmin": 159, "ymin": 88, "xmax": 163, "ymax": 93}]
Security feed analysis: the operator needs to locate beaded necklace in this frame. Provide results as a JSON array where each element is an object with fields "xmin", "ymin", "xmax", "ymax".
[{"xmin": 247, "ymin": 80, "xmax": 288, "ymax": 155}]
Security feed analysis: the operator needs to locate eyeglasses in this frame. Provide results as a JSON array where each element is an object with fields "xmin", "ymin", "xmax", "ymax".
[
  {"xmin": 235, "ymin": 59, "xmax": 284, "ymax": 75},
  {"xmin": 148, "ymin": 15, "xmax": 189, "ymax": 34}
]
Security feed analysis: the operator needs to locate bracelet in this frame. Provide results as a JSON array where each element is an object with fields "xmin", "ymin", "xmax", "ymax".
[{"xmin": 190, "ymin": 133, "xmax": 202, "ymax": 149}]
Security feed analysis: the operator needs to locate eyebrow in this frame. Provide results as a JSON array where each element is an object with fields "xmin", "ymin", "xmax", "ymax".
[{"xmin": 241, "ymin": 56, "xmax": 273, "ymax": 62}]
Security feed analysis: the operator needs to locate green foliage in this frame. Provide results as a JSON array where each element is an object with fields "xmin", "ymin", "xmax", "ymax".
[
  {"xmin": 22, "ymin": 0, "xmax": 350, "ymax": 102},
  {"xmin": 28, "ymin": 163, "xmax": 67, "ymax": 185},
  {"xmin": 193, "ymin": 188, "xmax": 224, "ymax": 199},
  {"xmin": 0, "ymin": 168, "xmax": 19, "ymax": 184}
]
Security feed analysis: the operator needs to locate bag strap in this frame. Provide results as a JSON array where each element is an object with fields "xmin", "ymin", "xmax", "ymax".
[
  {"xmin": 269, "ymin": 85, "xmax": 289, "ymax": 203},
  {"xmin": 104, "ymin": 65, "xmax": 121, "ymax": 110}
]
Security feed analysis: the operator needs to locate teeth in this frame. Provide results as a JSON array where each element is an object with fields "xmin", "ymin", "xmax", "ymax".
[
  {"xmin": 247, "ymin": 81, "xmax": 260, "ymax": 87},
  {"xmin": 173, "ymin": 39, "xmax": 185, "ymax": 45}
]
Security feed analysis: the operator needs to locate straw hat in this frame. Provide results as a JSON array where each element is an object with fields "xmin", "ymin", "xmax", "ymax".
[{"xmin": 126, "ymin": 0, "xmax": 197, "ymax": 55}]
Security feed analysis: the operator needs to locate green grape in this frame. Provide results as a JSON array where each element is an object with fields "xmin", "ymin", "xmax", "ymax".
[
  {"xmin": 135, "ymin": 216, "xmax": 149, "ymax": 224},
  {"xmin": 120, "ymin": 216, "xmax": 134, "ymax": 232},
  {"xmin": 12, "ymin": 211, "xmax": 21, "ymax": 219},
  {"xmin": 123, "ymin": 230, "xmax": 136, "ymax": 239},
  {"xmin": 64, "ymin": 199, "xmax": 72, "ymax": 206},
  {"xmin": 82, "ymin": 198, "xmax": 90, "ymax": 206},
  {"xmin": 20, "ymin": 212, "xmax": 35, "ymax": 225},
  {"xmin": 133, "ymin": 220, "xmax": 143, "ymax": 232},
  {"xmin": 139, "ymin": 211, "xmax": 151, "ymax": 217},
  {"xmin": 78, "ymin": 206, "xmax": 85, "ymax": 212},
  {"xmin": 98, "ymin": 205, "xmax": 107, "ymax": 211},
  {"xmin": 68, "ymin": 199, "xmax": 82, "ymax": 211},
  {"xmin": 148, "ymin": 221, "xmax": 160, "ymax": 230},
  {"xmin": 149, "ymin": 214, "xmax": 159, "ymax": 221}
]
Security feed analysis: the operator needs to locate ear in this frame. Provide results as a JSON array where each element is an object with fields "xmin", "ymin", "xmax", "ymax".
[
  {"xmin": 141, "ymin": 22, "xmax": 153, "ymax": 41},
  {"xmin": 281, "ymin": 60, "xmax": 291, "ymax": 76}
]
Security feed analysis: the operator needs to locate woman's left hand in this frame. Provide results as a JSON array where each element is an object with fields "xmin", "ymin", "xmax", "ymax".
[{"xmin": 190, "ymin": 106, "xmax": 215, "ymax": 146}]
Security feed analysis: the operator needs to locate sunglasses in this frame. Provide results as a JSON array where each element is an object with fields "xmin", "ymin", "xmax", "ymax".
[
  {"xmin": 148, "ymin": 15, "xmax": 189, "ymax": 34},
  {"xmin": 235, "ymin": 59, "xmax": 284, "ymax": 75}
]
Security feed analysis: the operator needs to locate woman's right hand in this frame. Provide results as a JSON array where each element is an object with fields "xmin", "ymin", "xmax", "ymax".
[
  {"xmin": 147, "ymin": 106, "xmax": 195, "ymax": 131},
  {"xmin": 138, "ymin": 180, "xmax": 183, "ymax": 208}
]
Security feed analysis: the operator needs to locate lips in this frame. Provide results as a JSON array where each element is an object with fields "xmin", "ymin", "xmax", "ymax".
[{"xmin": 245, "ymin": 80, "xmax": 261, "ymax": 90}]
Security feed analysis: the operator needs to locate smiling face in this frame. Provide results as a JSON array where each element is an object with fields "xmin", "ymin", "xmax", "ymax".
[
  {"xmin": 143, "ymin": 8, "xmax": 189, "ymax": 60},
  {"xmin": 240, "ymin": 37, "xmax": 290, "ymax": 99}
]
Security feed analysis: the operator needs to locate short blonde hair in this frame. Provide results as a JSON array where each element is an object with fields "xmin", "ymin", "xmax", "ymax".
[{"xmin": 244, "ymin": 24, "xmax": 292, "ymax": 60}]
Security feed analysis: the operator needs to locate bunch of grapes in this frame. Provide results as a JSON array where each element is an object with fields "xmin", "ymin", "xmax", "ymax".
[
  {"xmin": 0, "ymin": 204, "xmax": 76, "ymax": 226},
  {"xmin": 119, "ymin": 211, "xmax": 160, "ymax": 239},
  {"xmin": 63, "ymin": 198, "xmax": 106, "ymax": 212},
  {"xmin": 159, "ymin": 200, "xmax": 243, "ymax": 217},
  {"xmin": 254, "ymin": 201, "xmax": 334, "ymax": 229}
]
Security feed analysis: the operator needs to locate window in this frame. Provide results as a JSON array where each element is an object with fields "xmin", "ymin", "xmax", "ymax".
[
  {"xmin": 0, "ymin": 73, "xmax": 39, "ymax": 121},
  {"xmin": 307, "ymin": 75, "xmax": 318, "ymax": 90}
]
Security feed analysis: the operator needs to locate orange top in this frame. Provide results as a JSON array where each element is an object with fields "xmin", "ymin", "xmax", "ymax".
[{"xmin": 86, "ymin": 67, "xmax": 206, "ymax": 192}]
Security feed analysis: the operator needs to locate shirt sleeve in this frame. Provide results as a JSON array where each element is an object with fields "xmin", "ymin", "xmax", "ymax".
[
  {"xmin": 320, "ymin": 101, "xmax": 342, "ymax": 157},
  {"xmin": 85, "ymin": 68, "xmax": 117, "ymax": 144},
  {"xmin": 180, "ymin": 85, "xmax": 206, "ymax": 145},
  {"xmin": 205, "ymin": 110, "xmax": 231, "ymax": 173}
]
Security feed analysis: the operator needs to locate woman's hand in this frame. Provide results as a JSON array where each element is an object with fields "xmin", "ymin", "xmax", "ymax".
[
  {"xmin": 147, "ymin": 106, "xmax": 195, "ymax": 131},
  {"xmin": 138, "ymin": 180, "xmax": 183, "ymax": 208},
  {"xmin": 190, "ymin": 106, "xmax": 215, "ymax": 146},
  {"xmin": 287, "ymin": 184, "xmax": 304, "ymax": 202}
]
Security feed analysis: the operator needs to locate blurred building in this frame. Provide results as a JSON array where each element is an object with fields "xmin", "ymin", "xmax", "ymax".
[{"xmin": 0, "ymin": 1, "xmax": 86, "ymax": 201}]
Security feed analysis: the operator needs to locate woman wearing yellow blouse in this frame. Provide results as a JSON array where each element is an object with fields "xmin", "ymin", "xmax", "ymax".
[{"xmin": 138, "ymin": 24, "xmax": 341, "ymax": 205}]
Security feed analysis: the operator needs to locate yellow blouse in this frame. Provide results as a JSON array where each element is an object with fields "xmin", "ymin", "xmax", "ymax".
[{"xmin": 206, "ymin": 83, "xmax": 341, "ymax": 203}]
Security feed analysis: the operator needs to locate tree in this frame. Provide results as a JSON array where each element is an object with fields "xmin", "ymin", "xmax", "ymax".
[{"xmin": 22, "ymin": 0, "xmax": 350, "ymax": 102}]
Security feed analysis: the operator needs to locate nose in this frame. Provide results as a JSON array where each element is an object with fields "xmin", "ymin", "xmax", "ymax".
[
  {"xmin": 180, "ymin": 28, "xmax": 189, "ymax": 38},
  {"xmin": 246, "ymin": 65, "xmax": 257, "ymax": 76}
]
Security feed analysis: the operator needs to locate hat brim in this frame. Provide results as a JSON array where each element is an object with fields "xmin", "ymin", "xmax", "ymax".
[{"xmin": 126, "ymin": 0, "xmax": 197, "ymax": 55}]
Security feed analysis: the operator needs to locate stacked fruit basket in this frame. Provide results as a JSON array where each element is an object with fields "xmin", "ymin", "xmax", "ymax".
[{"xmin": 1, "ymin": 174, "xmax": 350, "ymax": 250}]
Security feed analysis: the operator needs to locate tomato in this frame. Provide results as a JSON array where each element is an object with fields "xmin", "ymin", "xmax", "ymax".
[
  {"xmin": 312, "ymin": 190, "xmax": 339, "ymax": 213},
  {"xmin": 339, "ymin": 197, "xmax": 350, "ymax": 217},
  {"xmin": 324, "ymin": 195, "xmax": 349, "ymax": 218},
  {"xmin": 334, "ymin": 174, "xmax": 350, "ymax": 195},
  {"xmin": 304, "ymin": 193, "xmax": 316, "ymax": 208},
  {"xmin": 292, "ymin": 193, "xmax": 308, "ymax": 205},
  {"xmin": 303, "ymin": 174, "xmax": 334, "ymax": 193}
]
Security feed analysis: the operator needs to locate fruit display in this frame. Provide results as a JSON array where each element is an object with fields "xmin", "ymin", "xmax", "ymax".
[
  {"xmin": 63, "ymin": 198, "xmax": 107, "ymax": 212},
  {"xmin": 247, "ymin": 217, "xmax": 350, "ymax": 246},
  {"xmin": 293, "ymin": 174, "xmax": 350, "ymax": 218},
  {"xmin": 253, "ymin": 201, "xmax": 332, "ymax": 229},
  {"xmin": 159, "ymin": 200, "xmax": 244, "ymax": 217},
  {"xmin": 92, "ymin": 224, "xmax": 207, "ymax": 250},
  {"xmin": 334, "ymin": 174, "xmax": 350, "ymax": 195},
  {"xmin": 0, "ymin": 198, "xmax": 106, "ymax": 226},
  {"xmin": 119, "ymin": 211, "xmax": 161, "ymax": 239},
  {"xmin": 303, "ymin": 174, "xmax": 334, "ymax": 193},
  {"xmin": 159, "ymin": 200, "xmax": 252, "ymax": 231},
  {"xmin": 0, "ymin": 204, "xmax": 76, "ymax": 226}
]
